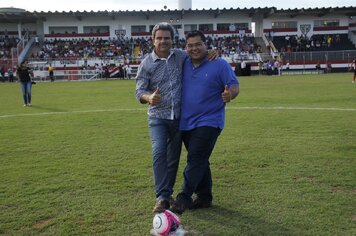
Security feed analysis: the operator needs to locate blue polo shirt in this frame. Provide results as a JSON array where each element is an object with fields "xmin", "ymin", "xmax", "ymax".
[{"xmin": 180, "ymin": 57, "xmax": 239, "ymax": 131}]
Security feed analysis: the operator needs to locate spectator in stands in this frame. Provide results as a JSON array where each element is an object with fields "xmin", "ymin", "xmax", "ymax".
[
  {"xmin": 350, "ymin": 59, "xmax": 356, "ymax": 83},
  {"xmin": 170, "ymin": 30, "xmax": 239, "ymax": 214},
  {"xmin": 8, "ymin": 67, "xmax": 14, "ymax": 82},
  {"xmin": 35, "ymin": 35, "xmax": 40, "ymax": 46},
  {"xmin": 16, "ymin": 61, "xmax": 34, "ymax": 107},
  {"xmin": 232, "ymin": 52, "xmax": 239, "ymax": 63},
  {"xmin": 269, "ymin": 30, "xmax": 274, "ymax": 40},
  {"xmin": 229, "ymin": 23, "xmax": 236, "ymax": 32}
]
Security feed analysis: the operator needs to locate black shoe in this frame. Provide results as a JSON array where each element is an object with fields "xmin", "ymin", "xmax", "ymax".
[
  {"xmin": 189, "ymin": 198, "xmax": 212, "ymax": 209},
  {"xmin": 170, "ymin": 200, "xmax": 186, "ymax": 215},
  {"xmin": 153, "ymin": 199, "xmax": 170, "ymax": 214},
  {"xmin": 169, "ymin": 196, "xmax": 175, "ymax": 206}
]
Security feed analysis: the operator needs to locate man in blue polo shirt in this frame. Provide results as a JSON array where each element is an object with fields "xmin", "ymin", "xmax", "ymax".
[{"xmin": 171, "ymin": 30, "xmax": 239, "ymax": 214}]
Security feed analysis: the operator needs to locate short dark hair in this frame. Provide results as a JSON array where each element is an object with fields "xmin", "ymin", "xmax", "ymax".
[
  {"xmin": 152, "ymin": 22, "xmax": 175, "ymax": 39},
  {"xmin": 20, "ymin": 60, "xmax": 28, "ymax": 66},
  {"xmin": 185, "ymin": 30, "xmax": 206, "ymax": 42}
]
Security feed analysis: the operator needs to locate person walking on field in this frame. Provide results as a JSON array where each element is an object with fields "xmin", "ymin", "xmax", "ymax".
[{"xmin": 16, "ymin": 61, "xmax": 34, "ymax": 107}]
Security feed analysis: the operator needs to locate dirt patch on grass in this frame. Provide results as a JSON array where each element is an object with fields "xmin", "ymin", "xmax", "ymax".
[{"xmin": 34, "ymin": 218, "xmax": 55, "ymax": 229}]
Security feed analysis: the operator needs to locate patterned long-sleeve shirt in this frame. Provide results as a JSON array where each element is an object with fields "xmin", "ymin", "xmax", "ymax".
[{"xmin": 135, "ymin": 49, "xmax": 187, "ymax": 120}]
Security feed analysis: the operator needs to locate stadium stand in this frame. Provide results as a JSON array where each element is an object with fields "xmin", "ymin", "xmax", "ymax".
[
  {"xmin": 0, "ymin": 6, "xmax": 355, "ymax": 79},
  {"xmin": 272, "ymin": 34, "xmax": 355, "ymax": 53}
]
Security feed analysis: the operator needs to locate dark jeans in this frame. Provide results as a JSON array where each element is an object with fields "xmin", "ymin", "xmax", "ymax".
[{"xmin": 179, "ymin": 126, "xmax": 221, "ymax": 204}]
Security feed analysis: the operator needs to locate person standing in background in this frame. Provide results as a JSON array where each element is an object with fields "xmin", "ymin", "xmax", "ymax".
[
  {"xmin": 0, "ymin": 66, "xmax": 5, "ymax": 82},
  {"xmin": 8, "ymin": 67, "xmax": 14, "ymax": 82},
  {"xmin": 48, "ymin": 64, "xmax": 55, "ymax": 82},
  {"xmin": 350, "ymin": 59, "xmax": 356, "ymax": 83}
]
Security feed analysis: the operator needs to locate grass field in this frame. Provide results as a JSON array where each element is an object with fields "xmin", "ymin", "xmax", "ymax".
[{"xmin": 0, "ymin": 73, "xmax": 355, "ymax": 235}]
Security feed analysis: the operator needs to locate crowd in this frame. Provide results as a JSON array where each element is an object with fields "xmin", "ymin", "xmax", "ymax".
[
  {"xmin": 30, "ymin": 37, "xmax": 151, "ymax": 60},
  {"xmin": 1, "ymin": 32, "xmax": 260, "ymax": 79},
  {"xmin": 0, "ymin": 35, "xmax": 19, "ymax": 58},
  {"xmin": 274, "ymin": 34, "xmax": 346, "ymax": 53},
  {"xmin": 28, "ymin": 34, "xmax": 259, "ymax": 61}
]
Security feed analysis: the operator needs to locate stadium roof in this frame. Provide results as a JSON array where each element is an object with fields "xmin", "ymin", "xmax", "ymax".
[{"xmin": 0, "ymin": 6, "xmax": 355, "ymax": 23}]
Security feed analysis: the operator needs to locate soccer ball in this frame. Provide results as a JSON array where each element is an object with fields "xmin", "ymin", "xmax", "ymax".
[{"xmin": 152, "ymin": 210, "xmax": 180, "ymax": 236}]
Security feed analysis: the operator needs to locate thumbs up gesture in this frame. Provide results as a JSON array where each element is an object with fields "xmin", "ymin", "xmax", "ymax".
[
  {"xmin": 221, "ymin": 85, "xmax": 232, "ymax": 103},
  {"xmin": 149, "ymin": 87, "xmax": 161, "ymax": 105}
]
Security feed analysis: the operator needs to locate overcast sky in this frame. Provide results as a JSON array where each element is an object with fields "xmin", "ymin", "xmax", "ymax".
[{"xmin": 0, "ymin": 0, "xmax": 355, "ymax": 12}]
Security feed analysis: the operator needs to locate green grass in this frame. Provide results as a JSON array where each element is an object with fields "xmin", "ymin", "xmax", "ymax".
[{"xmin": 0, "ymin": 73, "xmax": 355, "ymax": 235}]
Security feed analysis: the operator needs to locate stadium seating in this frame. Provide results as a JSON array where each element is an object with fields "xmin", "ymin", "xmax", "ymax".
[
  {"xmin": 27, "ymin": 35, "xmax": 260, "ymax": 64},
  {"xmin": 273, "ymin": 34, "xmax": 356, "ymax": 53}
]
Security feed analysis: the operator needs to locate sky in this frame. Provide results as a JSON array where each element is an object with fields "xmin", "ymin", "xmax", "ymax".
[{"xmin": 0, "ymin": 0, "xmax": 355, "ymax": 12}]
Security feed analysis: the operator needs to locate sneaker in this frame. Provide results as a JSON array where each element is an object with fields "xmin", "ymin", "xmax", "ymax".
[
  {"xmin": 353, "ymin": 81, "xmax": 355, "ymax": 83},
  {"xmin": 170, "ymin": 200, "xmax": 186, "ymax": 215},
  {"xmin": 27, "ymin": 103, "xmax": 32, "ymax": 107},
  {"xmin": 152, "ymin": 199, "xmax": 170, "ymax": 214},
  {"xmin": 23, "ymin": 104, "xmax": 27, "ymax": 107},
  {"xmin": 189, "ymin": 198, "xmax": 212, "ymax": 209}
]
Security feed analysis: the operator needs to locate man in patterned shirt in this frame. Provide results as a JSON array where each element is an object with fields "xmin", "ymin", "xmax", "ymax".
[{"xmin": 135, "ymin": 22, "xmax": 187, "ymax": 213}]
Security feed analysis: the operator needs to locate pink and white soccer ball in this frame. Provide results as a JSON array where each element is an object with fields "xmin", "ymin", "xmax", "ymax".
[{"xmin": 152, "ymin": 210, "xmax": 180, "ymax": 236}]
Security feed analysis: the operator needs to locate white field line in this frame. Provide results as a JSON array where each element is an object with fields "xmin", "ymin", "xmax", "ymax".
[
  {"xmin": 0, "ymin": 106, "xmax": 355, "ymax": 119},
  {"xmin": 0, "ymin": 108, "xmax": 146, "ymax": 119},
  {"xmin": 228, "ymin": 106, "xmax": 356, "ymax": 111}
]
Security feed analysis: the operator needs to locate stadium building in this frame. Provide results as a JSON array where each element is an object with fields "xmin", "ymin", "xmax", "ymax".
[{"xmin": 0, "ymin": 2, "xmax": 356, "ymax": 80}]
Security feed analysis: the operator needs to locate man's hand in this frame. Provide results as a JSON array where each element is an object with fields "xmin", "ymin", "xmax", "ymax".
[
  {"xmin": 148, "ymin": 87, "xmax": 161, "ymax": 105},
  {"xmin": 221, "ymin": 85, "xmax": 232, "ymax": 103},
  {"xmin": 222, "ymin": 85, "xmax": 239, "ymax": 103},
  {"xmin": 207, "ymin": 49, "xmax": 220, "ymax": 61}
]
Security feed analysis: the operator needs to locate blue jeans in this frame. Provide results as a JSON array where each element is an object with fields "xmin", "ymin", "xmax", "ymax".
[
  {"xmin": 20, "ymin": 81, "xmax": 32, "ymax": 105},
  {"xmin": 179, "ymin": 126, "xmax": 221, "ymax": 204},
  {"xmin": 148, "ymin": 117, "xmax": 182, "ymax": 201}
]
